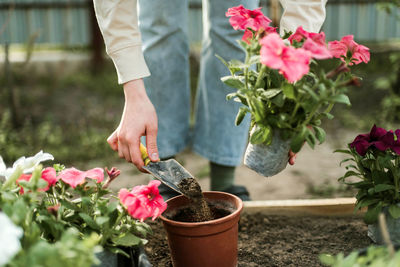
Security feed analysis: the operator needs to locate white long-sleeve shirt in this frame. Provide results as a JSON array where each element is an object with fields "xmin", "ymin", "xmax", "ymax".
[{"xmin": 93, "ymin": 0, "xmax": 327, "ymax": 84}]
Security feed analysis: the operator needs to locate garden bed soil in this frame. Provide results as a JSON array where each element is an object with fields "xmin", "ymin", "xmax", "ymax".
[{"xmin": 145, "ymin": 213, "xmax": 371, "ymax": 267}]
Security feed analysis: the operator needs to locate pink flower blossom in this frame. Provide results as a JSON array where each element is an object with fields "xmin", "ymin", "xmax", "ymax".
[
  {"xmin": 119, "ymin": 180, "xmax": 167, "ymax": 222},
  {"xmin": 260, "ymin": 33, "xmax": 311, "ymax": 83},
  {"xmin": 226, "ymin": 5, "xmax": 272, "ymax": 31},
  {"xmin": 41, "ymin": 167, "xmax": 58, "ymax": 191},
  {"xmin": 59, "ymin": 167, "xmax": 104, "ymax": 188},
  {"xmin": 328, "ymin": 35, "xmax": 370, "ymax": 65},
  {"xmin": 302, "ymin": 38, "xmax": 332, "ymax": 60},
  {"xmin": 16, "ymin": 167, "xmax": 58, "ymax": 193},
  {"xmin": 288, "ymin": 27, "xmax": 331, "ymax": 60}
]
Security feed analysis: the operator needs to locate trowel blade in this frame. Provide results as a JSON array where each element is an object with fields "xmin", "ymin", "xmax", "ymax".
[{"xmin": 143, "ymin": 159, "xmax": 194, "ymax": 195}]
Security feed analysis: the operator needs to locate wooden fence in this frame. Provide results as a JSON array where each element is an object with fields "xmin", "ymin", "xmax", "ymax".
[{"xmin": 0, "ymin": 0, "xmax": 399, "ymax": 47}]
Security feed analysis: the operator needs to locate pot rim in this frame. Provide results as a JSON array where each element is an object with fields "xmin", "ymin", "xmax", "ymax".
[{"xmin": 159, "ymin": 191, "xmax": 243, "ymax": 227}]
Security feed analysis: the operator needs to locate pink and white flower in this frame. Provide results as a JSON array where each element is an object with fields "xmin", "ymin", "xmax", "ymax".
[{"xmin": 288, "ymin": 26, "xmax": 331, "ymax": 60}]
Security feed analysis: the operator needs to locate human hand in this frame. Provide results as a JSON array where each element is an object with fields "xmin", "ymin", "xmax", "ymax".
[
  {"xmin": 107, "ymin": 79, "xmax": 159, "ymax": 172},
  {"xmin": 288, "ymin": 150, "xmax": 296, "ymax": 165}
]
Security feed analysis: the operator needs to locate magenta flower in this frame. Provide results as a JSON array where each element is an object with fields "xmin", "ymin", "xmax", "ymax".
[
  {"xmin": 350, "ymin": 125, "xmax": 400, "ymax": 156},
  {"xmin": 226, "ymin": 5, "xmax": 272, "ymax": 31},
  {"xmin": 58, "ymin": 167, "xmax": 104, "ymax": 188},
  {"xmin": 119, "ymin": 180, "xmax": 167, "ymax": 222},
  {"xmin": 288, "ymin": 27, "xmax": 331, "ymax": 60},
  {"xmin": 260, "ymin": 33, "xmax": 311, "ymax": 83},
  {"xmin": 328, "ymin": 35, "xmax": 370, "ymax": 65}
]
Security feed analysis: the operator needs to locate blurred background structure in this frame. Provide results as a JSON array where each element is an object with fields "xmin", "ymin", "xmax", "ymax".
[{"xmin": 0, "ymin": 0, "xmax": 399, "ymax": 199}]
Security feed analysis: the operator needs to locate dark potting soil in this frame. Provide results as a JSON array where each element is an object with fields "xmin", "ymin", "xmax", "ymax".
[
  {"xmin": 145, "ymin": 213, "xmax": 371, "ymax": 267},
  {"xmin": 176, "ymin": 178, "xmax": 213, "ymax": 222},
  {"xmin": 169, "ymin": 204, "xmax": 231, "ymax": 223}
]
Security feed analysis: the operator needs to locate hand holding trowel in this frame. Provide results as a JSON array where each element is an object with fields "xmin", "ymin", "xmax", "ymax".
[{"xmin": 139, "ymin": 143, "xmax": 196, "ymax": 197}]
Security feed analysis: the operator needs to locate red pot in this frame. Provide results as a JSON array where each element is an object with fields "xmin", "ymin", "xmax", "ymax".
[{"xmin": 160, "ymin": 191, "xmax": 243, "ymax": 267}]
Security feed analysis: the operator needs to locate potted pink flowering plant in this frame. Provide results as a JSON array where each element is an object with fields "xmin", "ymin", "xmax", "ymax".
[
  {"xmin": 336, "ymin": 125, "xmax": 400, "ymax": 244},
  {"xmin": 219, "ymin": 5, "xmax": 370, "ymax": 177},
  {"xmin": 0, "ymin": 151, "xmax": 166, "ymax": 267}
]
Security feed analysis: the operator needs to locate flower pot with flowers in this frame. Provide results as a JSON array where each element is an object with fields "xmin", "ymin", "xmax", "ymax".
[
  {"xmin": 0, "ymin": 151, "xmax": 167, "ymax": 267},
  {"xmin": 219, "ymin": 5, "xmax": 370, "ymax": 177},
  {"xmin": 336, "ymin": 125, "xmax": 400, "ymax": 244}
]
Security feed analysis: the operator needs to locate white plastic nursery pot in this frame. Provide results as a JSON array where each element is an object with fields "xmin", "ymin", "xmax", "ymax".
[
  {"xmin": 368, "ymin": 206, "xmax": 400, "ymax": 245},
  {"xmin": 244, "ymin": 129, "xmax": 291, "ymax": 177}
]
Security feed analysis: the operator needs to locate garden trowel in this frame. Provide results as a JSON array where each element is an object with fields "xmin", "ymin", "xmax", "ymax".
[{"xmin": 139, "ymin": 143, "xmax": 194, "ymax": 196}]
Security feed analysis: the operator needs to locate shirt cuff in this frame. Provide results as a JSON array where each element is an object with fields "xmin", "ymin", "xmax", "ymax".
[
  {"xmin": 279, "ymin": 0, "xmax": 327, "ymax": 35},
  {"xmin": 109, "ymin": 45, "xmax": 151, "ymax": 84}
]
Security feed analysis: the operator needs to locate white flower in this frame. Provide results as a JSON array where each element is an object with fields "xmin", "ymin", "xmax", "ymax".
[
  {"xmin": 0, "ymin": 212, "xmax": 23, "ymax": 266},
  {"xmin": 0, "ymin": 151, "xmax": 54, "ymax": 180}
]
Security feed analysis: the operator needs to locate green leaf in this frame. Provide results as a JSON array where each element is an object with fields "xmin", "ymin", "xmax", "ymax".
[
  {"xmin": 226, "ymin": 92, "xmax": 237, "ymax": 100},
  {"xmin": 221, "ymin": 76, "xmax": 245, "ymax": 89},
  {"xmin": 305, "ymin": 130, "xmax": 316, "ymax": 149},
  {"xmin": 302, "ymin": 86, "xmax": 319, "ymax": 102},
  {"xmin": 95, "ymin": 216, "xmax": 110, "ymax": 226},
  {"xmin": 250, "ymin": 125, "xmax": 272, "ymax": 145},
  {"xmin": 282, "ymin": 83, "xmax": 295, "ymax": 99},
  {"xmin": 271, "ymin": 92, "xmax": 285, "ymax": 107},
  {"xmin": 261, "ymin": 89, "xmax": 281, "ymax": 99},
  {"xmin": 334, "ymin": 149, "xmax": 352, "ymax": 155},
  {"xmin": 235, "ymin": 107, "xmax": 249, "ymax": 126},
  {"xmin": 79, "ymin": 213, "xmax": 100, "ymax": 230},
  {"xmin": 290, "ymin": 125, "xmax": 307, "ymax": 153},
  {"xmin": 215, "ymin": 54, "xmax": 229, "ymax": 68},
  {"xmin": 112, "ymin": 232, "xmax": 142, "ymax": 247},
  {"xmin": 364, "ymin": 202, "xmax": 382, "ymax": 224},
  {"xmin": 319, "ymin": 254, "xmax": 336, "ymax": 265},
  {"xmin": 331, "ymin": 94, "xmax": 351, "ymax": 106},
  {"xmin": 374, "ymin": 184, "xmax": 396, "ymax": 193},
  {"xmin": 389, "ymin": 204, "xmax": 400, "ymax": 219},
  {"xmin": 313, "ymin": 126, "xmax": 326, "ymax": 144}
]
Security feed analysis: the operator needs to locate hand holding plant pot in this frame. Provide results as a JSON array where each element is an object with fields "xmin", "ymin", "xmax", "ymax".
[
  {"xmin": 336, "ymin": 125, "xmax": 400, "ymax": 244},
  {"xmin": 219, "ymin": 5, "xmax": 370, "ymax": 177}
]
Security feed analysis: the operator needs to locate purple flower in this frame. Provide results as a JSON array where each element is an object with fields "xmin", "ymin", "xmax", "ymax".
[{"xmin": 349, "ymin": 125, "xmax": 398, "ymax": 156}]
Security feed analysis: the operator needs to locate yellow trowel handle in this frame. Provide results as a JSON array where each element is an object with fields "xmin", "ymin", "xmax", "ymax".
[{"xmin": 139, "ymin": 143, "xmax": 151, "ymax": 166}]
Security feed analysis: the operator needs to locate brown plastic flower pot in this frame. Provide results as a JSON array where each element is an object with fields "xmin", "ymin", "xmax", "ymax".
[{"xmin": 160, "ymin": 191, "xmax": 243, "ymax": 267}]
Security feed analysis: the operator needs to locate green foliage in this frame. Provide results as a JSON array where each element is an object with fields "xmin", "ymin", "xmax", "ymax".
[
  {"xmin": 0, "ymin": 159, "xmax": 152, "ymax": 265},
  {"xmin": 0, "ymin": 63, "xmax": 121, "ymax": 166},
  {"xmin": 320, "ymin": 246, "xmax": 400, "ymax": 267},
  {"xmin": 336, "ymin": 146, "xmax": 400, "ymax": 224},
  {"xmin": 218, "ymin": 37, "xmax": 360, "ymax": 153}
]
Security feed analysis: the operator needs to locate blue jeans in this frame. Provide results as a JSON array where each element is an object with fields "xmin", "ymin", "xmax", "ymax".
[{"xmin": 138, "ymin": 0, "xmax": 259, "ymax": 166}]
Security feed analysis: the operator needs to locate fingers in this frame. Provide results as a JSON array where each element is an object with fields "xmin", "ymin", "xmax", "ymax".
[
  {"xmin": 146, "ymin": 123, "xmax": 159, "ymax": 162},
  {"xmin": 107, "ymin": 130, "xmax": 119, "ymax": 151},
  {"xmin": 130, "ymin": 140, "xmax": 146, "ymax": 172},
  {"xmin": 288, "ymin": 150, "xmax": 296, "ymax": 165}
]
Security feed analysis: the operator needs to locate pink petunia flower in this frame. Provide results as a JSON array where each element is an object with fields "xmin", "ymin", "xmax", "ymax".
[
  {"xmin": 260, "ymin": 33, "xmax": 311, "ymax": 83},
  {"xmin": 288, "ymin": 27, "xmax": 331, "ymax": 60},
  {"xmin": 16, "ymin": 167, "xmax": 58, "ymax": 193},
  {"xmin": 226, "ymin": 5, "xmax": 272, "ymax": 31},
  {"xmin": 328, "ymin": 35, "xmax": 370, "ymax": 65},
  {"xmin": 58, "ymin": 167, "xmax": 104, "ymax": 188},
  {"xmin": 119, "ymin": 180, "xmax": 167, "ymax": 222}
]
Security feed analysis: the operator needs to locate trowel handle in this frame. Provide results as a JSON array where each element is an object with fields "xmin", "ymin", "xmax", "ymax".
[{"xmin": 139, "ymin": 143, "xmax": 151, "ymax": 166}]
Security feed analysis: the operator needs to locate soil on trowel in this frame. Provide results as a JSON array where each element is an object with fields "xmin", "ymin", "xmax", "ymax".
[
  {"xmin": 176, "ymin": 178, "xmax": 214, "ymax": 222},
  {"xmin": 145, "ymin": 213, "xmax": 371, "ymax": 267}
]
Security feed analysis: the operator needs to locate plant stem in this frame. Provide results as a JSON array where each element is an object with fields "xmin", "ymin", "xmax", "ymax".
[{"xmin": 254, "ymin": 64, "xmax": 267, "ymax": 89}]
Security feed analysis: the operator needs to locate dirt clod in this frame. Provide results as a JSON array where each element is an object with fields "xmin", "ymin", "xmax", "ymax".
[{"xmin": 177, "ymin": 178, "xmax": 213, "ymax": 222}]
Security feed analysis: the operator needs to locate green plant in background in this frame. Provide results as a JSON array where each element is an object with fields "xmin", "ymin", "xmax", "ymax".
[
  {"xmin": 320, "ymin": 246, "xmax": 400, "ymax": 267},
  {"xmin": 0, "ymin": 151, "xmax": 166, "ymax": 266},
  {"xmin": 220, "ymin": 6, "xmax": 370, "ymax": 153},
  {"xmin": 336, "ymin": 125, "xmax": 400, "ymax": 224}
]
